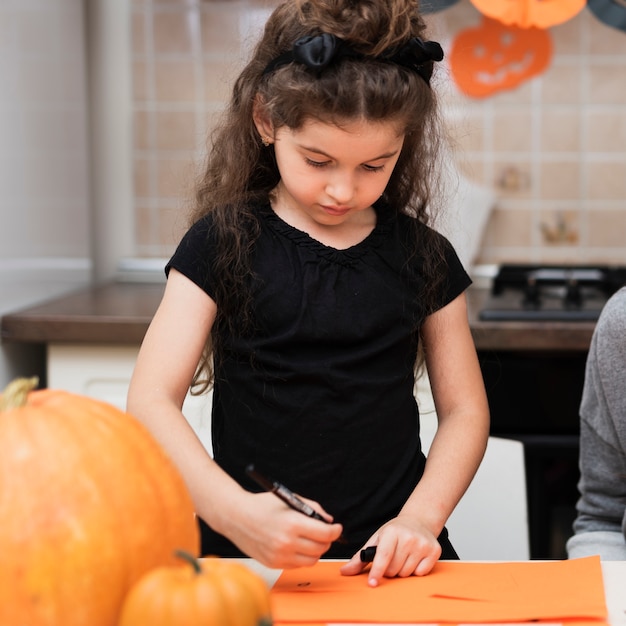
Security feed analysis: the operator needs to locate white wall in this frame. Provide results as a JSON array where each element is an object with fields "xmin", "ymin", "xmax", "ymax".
[
  {"xmin": 0, "ymin": 0, "xmax": 93, "ymax": 387},
  {"xmin": 0, "ymin": 0, "xmax": 91, "ymax": 261}
]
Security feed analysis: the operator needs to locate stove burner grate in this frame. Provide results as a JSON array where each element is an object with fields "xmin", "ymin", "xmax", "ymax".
[{"xmin": 479, "ymin": 264, "xmax": 626, "ymax": 322}]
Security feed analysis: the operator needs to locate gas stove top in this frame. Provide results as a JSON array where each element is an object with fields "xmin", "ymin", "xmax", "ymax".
[{"xmin": 479, "ymin": 264, "xmax": 626, "ymax": 321}]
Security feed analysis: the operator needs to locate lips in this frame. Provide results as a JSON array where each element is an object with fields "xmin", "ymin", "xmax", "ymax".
[{"xmin": 321, "ymin": 205, "xmax": 351, "ymax": 216}]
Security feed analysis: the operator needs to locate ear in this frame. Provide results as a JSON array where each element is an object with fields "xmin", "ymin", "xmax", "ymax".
[{"xmin": 252, "ymin": 96, "xmax": 274, "ymax": 142}]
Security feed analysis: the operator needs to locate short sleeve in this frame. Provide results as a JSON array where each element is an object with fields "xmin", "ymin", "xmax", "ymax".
[
  {"xmin": 165, "ymin": 215, "xmax": 217, "ymax": 300},
  {"xmin": 439, "ymin": 235, "xmax": 472, "ymax": 309}
]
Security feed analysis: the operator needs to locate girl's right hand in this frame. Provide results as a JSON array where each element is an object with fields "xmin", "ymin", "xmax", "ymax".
[{"xmin": 223, "ymin": 491, "xmax": 343, "ymax": 568}]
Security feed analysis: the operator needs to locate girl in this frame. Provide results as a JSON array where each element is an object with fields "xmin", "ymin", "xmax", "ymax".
[{"xmin": 127, "ymin": 0, "xmax": 490, "ymax": 587}]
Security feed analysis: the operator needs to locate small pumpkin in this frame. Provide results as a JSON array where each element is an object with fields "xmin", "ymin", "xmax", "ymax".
[
  {"xmin": 0, "ymin": 378, "xmax": 200, "ymax": 626},
  {"xmin": 449, "ymin": 17, "xmax": 553, "ymax": 98},
  {"xmin": 118, "ymin": 550, "xmax": 273, "ymax": 626}
]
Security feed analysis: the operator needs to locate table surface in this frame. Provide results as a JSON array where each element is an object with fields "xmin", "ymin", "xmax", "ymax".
[{"xmin": 234, "ymin": 559, "xmax": 626, "ymax": 626}]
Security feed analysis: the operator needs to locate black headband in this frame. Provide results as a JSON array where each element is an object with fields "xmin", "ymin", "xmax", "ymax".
[{"xmin": 262, "ymin": 33, "xmax": 444, "ymax": 85}]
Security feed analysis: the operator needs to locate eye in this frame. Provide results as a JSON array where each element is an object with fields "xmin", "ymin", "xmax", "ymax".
[
  {"xmin": 363, "ymin": 164, "xmax": 385, "ymax": 173},
  {"xmin": 305, "ymin": 158, "xmax": 329, "ymax": 168}
]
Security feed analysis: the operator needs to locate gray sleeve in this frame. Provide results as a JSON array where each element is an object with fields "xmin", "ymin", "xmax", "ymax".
[
  {"xmin": 566, "ymin": 530, "xmax": 626, "ymax": 560},
  {"xmin": 570, "ymin": 288, "xmax": 626, "ymax": 544}
]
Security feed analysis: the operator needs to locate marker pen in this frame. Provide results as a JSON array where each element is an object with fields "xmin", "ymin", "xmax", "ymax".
[{"xmin": 245, "ymin": 464, "xmax": 326, "ymax": 521}]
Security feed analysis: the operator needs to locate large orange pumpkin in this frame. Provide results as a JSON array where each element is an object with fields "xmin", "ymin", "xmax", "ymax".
[
  {"xmin": 0, "ymin": 378, "xmax": 200, "ymax": 626},
  {"xmin": 118, "ymin": 551, "xmax": 273, "ymax": 626}
]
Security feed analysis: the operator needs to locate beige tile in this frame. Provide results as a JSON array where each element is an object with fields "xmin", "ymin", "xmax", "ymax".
[
  {"xmin": 131, "ymin": 10, "xmax": 146, "ymax": 56},
  {"xmin": 484, "ymin": 208, "xmax": 533, "ymax": 247},
  {"xmin": 154, "ymin": 60, "xmax": 197, "ymax": 102},
  {"xmin": 156, "ymin": 157, "xmax": 197, "ymax": 198},
  {"xmin": 587, "ymin": 10, "xmax": 626, "ymax": 54},
  {"xmin": 132, "ymin": 61, "xmax": 149, "ymax": 102},
  {"xmin": 200, "ymin": 5, "xmax": 242, "ymax": 53},
  {"xmin": 158, "ymin": 205, "xmax": 189, "ymax": 248},
  {"xmin": 586, "ymin": 111, "xmax": 626, "ymax": 152},
  {"xmin": 537, "ymin": 246, "xmax": 586, "ymax": 265},
  {"xmin": 541, "ymin": 64, "xmax": 581, "ymax": 105},
  {"xmin": 549, "ymin": 12, "xmax": 584, "ymax": 54},
  {"xmin": 489, "ymin": 79, "xmax": 534, "ymax": 106},
  {"xmin": 204, "ymin": 58, "xmax": 241, "ymax": 103},
  {"xmin": 587, "ymin": 162, "xmax": 626, "ymax": 200},
  {"xmin": 133, "ymin": 158, "xmax": 151, "ymax": 198},
  {"xmin": 135, "ymin": 205, "xmax": 155, "ymax": 247},
  {"xmin": 476, "ymin": 246, "xmax": 536, "ymax": 265},
  {"xmin": 540, "ymin": 161, "xmax": 582, "ymax": 199},
  {"xmin": 154, "ymin": 111, "xmax": 198, "ymax": 151},
  {"xmin": 446, "ymin": 113, "xmax": 486, "ymax": 152},
  {"xmin": 133, "ymin": 110, "xmax": 151, "ymax": 151},
  {"xmin": 493, "ymin": 111, "xmax": 533, "ymax": 152},
  {"xmin": 153, "ymin": 10, "xmax": 196, "ymax": 56},
  {"xmin": 587, "ymin": 65, "xmax": 626, "ymax": 105},
  {"xmin": 540, "ymin": 110, "xmax": 581, "ymax": 152},
  {"xmin": 456, "ymin": 159, "xmax": 487, "ymax": 185},
  {"xmin": 588, "ymin": 210, "xmax": 626, "ymax": 246}
]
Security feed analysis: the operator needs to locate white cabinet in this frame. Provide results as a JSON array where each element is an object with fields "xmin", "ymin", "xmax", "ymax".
[{"xmin": 47, "ymin": 344, "xmax": 213, "ymax": 453}]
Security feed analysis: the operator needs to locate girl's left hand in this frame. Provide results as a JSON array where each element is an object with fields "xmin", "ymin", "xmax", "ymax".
[{"xmin": 339, "ymin": 515, "xmax": 442, "ymax": 587}]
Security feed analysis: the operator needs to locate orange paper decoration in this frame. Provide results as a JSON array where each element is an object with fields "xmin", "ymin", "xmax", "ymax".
[
  {"xmin": 449, "ymin": 17, "xmax": 553, "ymax": 98},
  {"xmin": 469, "ymin": 0, "xmax": 586, "ymax": 28}
]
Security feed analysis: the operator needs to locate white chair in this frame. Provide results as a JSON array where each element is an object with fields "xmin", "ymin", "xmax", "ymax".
[{"xmin": 417, "ymin": 380, "xmax": 530, "ymax": 561}]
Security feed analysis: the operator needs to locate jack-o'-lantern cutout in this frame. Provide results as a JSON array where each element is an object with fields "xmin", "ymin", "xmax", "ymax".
[
  {"xmin": 449, "ymin": 17, "xmax": 553, "ymax": 98},
  {"xmin": 469, "ymin": 0, "xmax": 586, "ymax": 28}
]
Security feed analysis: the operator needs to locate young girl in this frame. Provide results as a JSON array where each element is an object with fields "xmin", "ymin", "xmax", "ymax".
[{"xmin": 127, "ymin": 0, "xmax": 489, "ymax": 587}]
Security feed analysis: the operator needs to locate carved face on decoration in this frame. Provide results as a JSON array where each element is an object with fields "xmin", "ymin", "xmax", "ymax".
[
  {"xmin": 469, "ymin": 0, "xmax": 586, "ymax": 28},
  {"xmin": 449, "ymin": 17, "xmax": 553, "ymax": 98}
]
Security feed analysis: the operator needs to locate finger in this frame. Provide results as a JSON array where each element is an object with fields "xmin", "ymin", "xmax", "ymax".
[
  {"xmin": 339, "ymin": 553, "xmax": 367, "ymax": 576},
  {"xmin": 366, "ymin": 543, "xmax": 395, "ymax": 587},
  {"xmin": 397, "ymin": 555, "xmax": 422, "ymax": 578},
  {"xmin": 414, "ymin": 553, "xmax": 439, "ymax": 577}
]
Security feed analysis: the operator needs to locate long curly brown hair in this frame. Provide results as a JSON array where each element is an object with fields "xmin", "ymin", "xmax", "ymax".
[{"xmin": 189, "ymin": 0, "xmax": 447, "ymax": 393}]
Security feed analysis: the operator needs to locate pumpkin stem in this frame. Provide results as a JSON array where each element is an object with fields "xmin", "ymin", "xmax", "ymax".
[
  {"xmin": 0, "ymin": 377, "xmax": 39, "ymax": 411},
  {"xmin": 174, "ymin": 549, "xmax": 203, "ymax": 575}
]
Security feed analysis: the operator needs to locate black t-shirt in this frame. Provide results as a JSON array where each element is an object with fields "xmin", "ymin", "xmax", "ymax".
[{"xmin": 167, "ymin": 203, "xmax": 471, "ymax": 557}]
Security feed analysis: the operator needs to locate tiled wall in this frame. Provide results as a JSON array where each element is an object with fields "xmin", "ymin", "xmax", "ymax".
[{"xmin": 131, "ymin": 0, "xmax": 626, "ymax": 266}]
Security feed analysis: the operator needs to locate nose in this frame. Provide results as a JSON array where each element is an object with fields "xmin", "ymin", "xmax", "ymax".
[{"xmin": 325, "ymin": 170, "xmax": 355, "ymax": 205}]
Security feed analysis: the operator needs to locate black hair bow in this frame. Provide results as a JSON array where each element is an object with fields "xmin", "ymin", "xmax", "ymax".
[
  {"xmin": 263, "ymin": 33, "xmax": 352, "ymax": 76},
  {"xmin": 385, "ymin": 37, "xmax": 444, "ymax": 84},
  {"xmin": 262, "ymin": 33, "xmax": 444, "ymax": 85}
]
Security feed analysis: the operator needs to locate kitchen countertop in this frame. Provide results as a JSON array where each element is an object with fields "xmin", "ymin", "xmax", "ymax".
[{"xmin": 1, "ymin": 281, "xmax": 596, "ymax": 351}]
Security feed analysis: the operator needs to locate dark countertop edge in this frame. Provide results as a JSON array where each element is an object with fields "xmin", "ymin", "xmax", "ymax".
[
  {"xmin": 1, "ymin": 281, "xmax": 596, "ymax": 351},
  {"xmin": 1, "ymin": 318, "xmax": 151, "ymax": 345},
  {"xmin": 0, "ymin": 281, "xmax": 163, "ymax": 346}
]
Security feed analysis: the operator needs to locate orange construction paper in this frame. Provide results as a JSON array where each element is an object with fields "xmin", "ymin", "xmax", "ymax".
[
  {"xmin": 469, "ymin": 0, "xmax": 586, "ymax": 29},
  {"xmin": 449, "ymin": 17, "xmax": 552, "ymax": 98},
  {"xmin": 270, "ymin": 557, "xmax": 607, "ymax": 624}
]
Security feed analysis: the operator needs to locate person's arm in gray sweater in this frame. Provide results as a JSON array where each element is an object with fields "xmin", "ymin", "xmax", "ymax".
[{"xmin": 566, "ymin": 287, "xmax": 626, "ymax": 560}]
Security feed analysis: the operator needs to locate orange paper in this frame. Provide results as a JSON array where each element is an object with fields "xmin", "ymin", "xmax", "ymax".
[
  {"xmin": 449, "ymin": 17, "xmax": 552, "ymax": 98},
  {"xmin": 469, "ymin": 0, "xmax": 586, "ymax": 29},
  {"xmin": 270, "ymin": 557, "xmax": 607, "ymax": 624}
]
